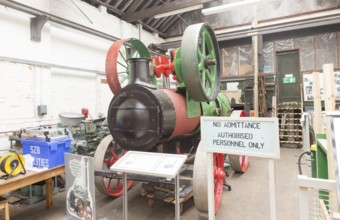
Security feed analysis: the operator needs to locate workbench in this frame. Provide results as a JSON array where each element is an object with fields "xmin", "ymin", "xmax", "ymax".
[{"xmin": 0, "ymin": 165, "xmax": 65, "ymax": 209}]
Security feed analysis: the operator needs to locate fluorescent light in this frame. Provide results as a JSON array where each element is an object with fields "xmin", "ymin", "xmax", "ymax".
[
  {"xmin": 154, "ymin": 4, "xmax": 203, "ymax": 19},
  {"xmin": 202, "ymin": 0, "xmax": 262, "ymax": 15}
]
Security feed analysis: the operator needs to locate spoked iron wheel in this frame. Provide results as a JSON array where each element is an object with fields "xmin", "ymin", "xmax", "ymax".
[
  {"xmin": 105, "ymin": 38, "xmax": 156, "ymax": 95},
  {"xmin": 94, "ymin": 135, "xmax": 133, "ymax": 197},
  {"xmin": 193, "ymin": 141, "xmax": 225, "ymax": 213},
  {"xmin": 181, "ymin": 23, "xmax": 220, "ymax": 102},
  {"xmin": 229, "ymin": 155, "xmax": 249, "ymax": 173}
]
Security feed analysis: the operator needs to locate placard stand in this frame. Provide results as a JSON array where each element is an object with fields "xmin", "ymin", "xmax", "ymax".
[
  {"xmin": 110, "ymin": 151, "xmax": 187, "ymax": 220},
  {"xmin": 201, "ymin": 117, "xmax": 280, "ymax": 220}
]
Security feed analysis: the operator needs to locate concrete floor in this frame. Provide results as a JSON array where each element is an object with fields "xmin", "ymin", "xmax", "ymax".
[{"xmin": 2, "ymin": 147, "xmax": 310, "ymax": 220}]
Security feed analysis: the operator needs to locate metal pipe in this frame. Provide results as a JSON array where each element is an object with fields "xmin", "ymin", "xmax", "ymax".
[
  {"xmin": 0, "ymin": 0, "xmax": 120, "ymax": 42},
  {"xmin": 202, "ymin": 0, "xmax": 263, "ymax": 15},
  {"xmin": 0, "ymin": 56, "xmax": 105, "ymax": 75}
]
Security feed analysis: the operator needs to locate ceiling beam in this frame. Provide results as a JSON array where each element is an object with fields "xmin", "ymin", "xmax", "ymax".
[
  {"xmin": 95, "ymin": 0, "xmax": 124, "ymax": 16},
  {"xmin": 113, "ymin": 0, "xmax": 123, "ymax": 8},
  {"xmin": 120, "ymin": 0, "xmax": 134, "ymax": 12},
  {"xmin": 160, "ymin": 16, "xmax": 180, "ymax": 34},
  {"xmin": 126, "ymin": 0, "xmax": 143, "ymax": 13},
  {"xmin": 121, "ymin": 0, "xmax": 215, "ymax": 22}
]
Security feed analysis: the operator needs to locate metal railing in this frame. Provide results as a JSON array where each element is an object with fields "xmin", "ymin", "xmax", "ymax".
[{"xmin": 298, "ymin": 175, "xmax": 339, "ymax": 220}]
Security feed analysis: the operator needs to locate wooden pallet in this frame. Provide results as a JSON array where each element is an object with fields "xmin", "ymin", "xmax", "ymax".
[{"xmin": 140, "ymin": 187, "xmax": 193, "ymax": 213}]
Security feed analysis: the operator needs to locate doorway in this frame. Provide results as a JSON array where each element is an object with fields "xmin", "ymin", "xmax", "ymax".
[{"xmin": 276, "ymin": 50, "xmax": 301, "ymax": 103}]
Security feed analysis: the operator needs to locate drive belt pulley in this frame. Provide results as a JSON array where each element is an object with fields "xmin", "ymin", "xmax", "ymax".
[
  {"xmin": 181, "ymin": 23, "xmax": 221, "ymax": 102},
  {"xmin": 0, "ymin": 151, "xmax": 26, "ymax": 179}
]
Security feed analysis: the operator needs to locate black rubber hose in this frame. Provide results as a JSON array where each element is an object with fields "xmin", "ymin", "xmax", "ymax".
[{"xmin": 298, "ymin": 150, "xmax": 311, "ymax": 175}]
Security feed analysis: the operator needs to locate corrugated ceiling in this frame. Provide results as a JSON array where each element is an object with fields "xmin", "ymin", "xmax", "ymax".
[
  {"xmin": 81, "ymin": 0, "xmax": 211, "ymax": 38},
  {"xmin": 81, "ymin": 0, "xmax": 340, "ymax": 40}
]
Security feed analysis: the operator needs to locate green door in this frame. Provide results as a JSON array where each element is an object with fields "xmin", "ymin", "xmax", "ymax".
[{"xmin": 277, "ymin": 50, "xmax": 301, "ymax": 103}]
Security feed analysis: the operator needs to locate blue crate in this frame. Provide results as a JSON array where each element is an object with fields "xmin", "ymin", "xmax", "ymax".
[{"xmin": 21, "ymin": 137, "xmax": 71, "ymax": 168}]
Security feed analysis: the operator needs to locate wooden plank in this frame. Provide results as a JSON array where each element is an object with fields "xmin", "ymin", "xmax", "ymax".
[
  {"xmin": 323, "ymin": 63, "xmax": 338, "ymax": 213},
  {"xmin": 312, "ymin": 71, "xmax": 322, "ymax": 134},
  {"xmin": 323, "ymin": 64, "xmax": 336, "ymax": 111},
  {"xmin": 140, "ymin": 189, "xmax": 149, "ymax": 196},
  {"xmin": 0, "ymin": 165, "xmax": 64, "ymax": 195},
  {"xmin": 253, "ymin": 34, "xmax": 259, "ymax": 117},
  {"xmin": 4, "ymin": 201, "xmax": 9, "ymax": 220},
  {"xmin": 164, "ymin": 197, "xmax": 174, "ymax": 203},
  {"xmin": 46, "ymin": 178, "xmax": 53, "ymax": 209},
  {"xmin": 147, "ymin": 193, "xmax": 154, "ymax": 198},
  {"xmin": 323, "ymin": 64, "xmax": 335, "ymax": 180}
]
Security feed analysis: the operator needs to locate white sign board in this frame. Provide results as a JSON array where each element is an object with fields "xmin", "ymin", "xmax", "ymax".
[
  {"xmin": 330, "ymin": 113, "xmax": 340, "ymax": 209},
  {"xmin": 201, "ymin": 117, "xmax": 280, "ymax": 159},
  {"xmin": 110, "ymin": 151, "xmax": 187, "ymax": 179}
]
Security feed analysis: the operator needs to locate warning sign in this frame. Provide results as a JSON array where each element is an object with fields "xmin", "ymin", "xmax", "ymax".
[{"xmin": 201, "ymin": 117, "xmax": 280, "ymax": 159}]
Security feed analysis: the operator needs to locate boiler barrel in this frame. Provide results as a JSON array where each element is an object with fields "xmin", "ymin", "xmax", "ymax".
[{"xmin": 107, "ymin": 84, "xmax": 200, "ymax": 151}]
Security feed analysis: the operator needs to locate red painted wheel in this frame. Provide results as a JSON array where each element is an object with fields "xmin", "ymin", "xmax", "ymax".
[
  {"xmin": 193, "ymin": 141, "xmax": 225, "ymax": 213},
  {"xmin": 229, "ymin": 109, "xmax": 250, "ymax": 173},
  {"xmin": 229, "ymin": 155, "xmax": 249, "ymax": 173},
  {"xmin": 94, "ymin": 135, "xmax": 133, "ymax": 197},
  {"xmin": 212, "ymin": 153, "xmax": 225, "ymax": 213}
]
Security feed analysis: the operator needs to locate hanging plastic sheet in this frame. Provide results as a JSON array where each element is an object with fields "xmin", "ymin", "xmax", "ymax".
[
  {"xmin": 338, "ymin": 32, "xmax": 340, "ymax": 68},
  {"xmin": 222, "ymin": 47, "xmax": 239, "ymax": 77},
  {"xmin": 294, "ymin": 36, "xmax": 315, "ymax": 71},
  {"xmin": 204, "ymin": 0, "xmax": 338, "ymax": 30},
  {"xmin": 239, "ymin": 44, "xmax": 253, "ymax": 75},
  {"xmin": 263, "ymin": 42, "xmax": 274, "ymax": 73},
  {"xmin": 316, "ymin": 33, "xmax": 337, "ymax": 69},
  {"xmin": 275, "ymin": 39, "xmax": 294, "ymax": 51}
]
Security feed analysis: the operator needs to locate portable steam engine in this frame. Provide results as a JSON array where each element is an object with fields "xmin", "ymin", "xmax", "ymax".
[{"xmin": 94, "ymin": 23, "xmax": 249, "ymax": 214}]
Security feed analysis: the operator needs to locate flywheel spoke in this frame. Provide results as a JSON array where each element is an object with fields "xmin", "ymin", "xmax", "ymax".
[
  {"xmin": 116, "ymin": 179, "xmax": 121, "ymax": 188},
  {"xmin": 117, "ymin": 60, "xmax": 127, "ymax": 68},
  {"xmin": 197, "ymin": 48, "xmax": 203, "ymax": 60},
  {"xmin": 206, "ymin": 69, "xmax": 213, "ymax": 86},
  {"xmin": 201, "ymin": 34, "xmax": 206, "ymax": 55},
  {"xmin": 119, "ymin": 50, "xmax": 127, "ymax": 63},
  {"xmin": 200, "ymin": 70, "xmax": 206, "ymax": 88},
  {"xmin": 109, "ymin": 145, "xmax": 119, "ymax": 160},
  {"xmin": 106, "ymin": 178, "xmax": 112, "ymax": 190}
]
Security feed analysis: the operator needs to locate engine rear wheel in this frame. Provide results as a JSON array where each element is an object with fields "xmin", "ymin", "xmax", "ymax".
[
  {"xmin": 229, "ymin": 155, "xmax": 249, "ymax": 173},
  {"xmin": 94, "ymin": 135, "xmax": 133, "ymax": 197},
  {"xmin": 193, "ymin": 141, "xmax": 225, "ymax": 213}
]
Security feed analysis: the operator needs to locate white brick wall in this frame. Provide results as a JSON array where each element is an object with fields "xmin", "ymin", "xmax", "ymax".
[{"xmin": 0, "ymin": 0, "xmax": 164, "ymax": 148}]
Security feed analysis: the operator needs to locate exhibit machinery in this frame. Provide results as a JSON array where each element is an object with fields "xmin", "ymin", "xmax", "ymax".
[{"xmin": 93, "ymin": 22, "xmax": 250, "ymax": 213}]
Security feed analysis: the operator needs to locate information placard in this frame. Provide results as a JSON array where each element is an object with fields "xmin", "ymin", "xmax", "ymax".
[
  {"xmin": 65, "ymin": 154, "xmax": 95, "ymax": 220},
  {"xmin": 110, "ymin": 151, "xmax": 187, "ymax": 179},
  {"xmin": 201, "ymin": 116, "xmax": 280, "ymax": 159}
]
